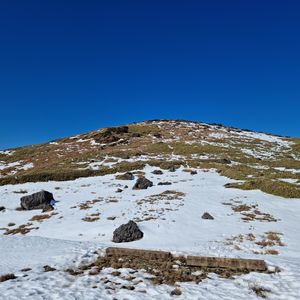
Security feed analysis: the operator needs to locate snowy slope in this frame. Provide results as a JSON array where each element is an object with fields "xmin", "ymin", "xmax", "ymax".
[{"xmin": 0, "ymin": 166, "xmax": 300, "ymax": 299}]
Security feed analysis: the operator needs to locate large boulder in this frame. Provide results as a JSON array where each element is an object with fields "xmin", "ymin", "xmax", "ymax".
[
  {"xmin": 112, "ymin": 220, "xmax": 144, "ymax": 243},
  {"xmin": 20, "ymin": 191, "xmax": 54, "ymax": 210},
  {"xmin": 133, "ymin": 177, "xmax": 153, "ymax": 190}
]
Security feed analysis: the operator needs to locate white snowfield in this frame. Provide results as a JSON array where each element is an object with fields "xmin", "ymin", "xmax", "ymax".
[{"xmin": 0, "ymin": 166, "xmax": 300, "ymax": 299}]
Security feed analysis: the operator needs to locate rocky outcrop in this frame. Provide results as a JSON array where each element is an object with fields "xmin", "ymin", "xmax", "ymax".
[
  {"xmin": 94, "ymin": 126, "xmax": 129, "ymax": 144},
  {"xmin": 112, "ymin": 220, "xmax": 144, "ymax": 243}
]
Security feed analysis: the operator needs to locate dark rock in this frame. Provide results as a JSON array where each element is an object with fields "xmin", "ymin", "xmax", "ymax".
[
  {"xmin": 190, "ymin": 170, "xmax": 197, "ymax": 175},
  {"xmin": 0, "ymin": 206, "xmax": 5, "ymax": 212},
  {"xmin": 169, "ymin": 167, "xmax": 176, "ymax": 172},
  {"xmin": 112, "ymin": 220, "xmax": 144, "ymax": 243},
  {"xmin": 0, "ymin": 273, "xmax": 16, "ymax": 282},
  {"xmin": 116, "ymin": 188, "xmax": 123, "ymax": 193},
  {"xmin": 20, "ymin": 190, "xmax": 54, "ymax": 210},
  {"xmin": 158, "ymin": 181, "xmax": 172, "ymax": 186},
  {"xmin": 20, "ymin": 268, "xmax": 32, "ymax": 272},
  {"xmin": 43, "ymin": 265, "xmax": 56, "ymax": 272},
  {"xmin": 201, "ymin": 212, "xmax": 214, "ymax": 220},
  {"xmin": 220, "ymin": 158, "xmax": 231, "ymax": 164},
  {"xmin": 7, "ymin": 223, "xmax": 15, "ymax": 227},
  {"xmin": 103, "ymin": 126, "xmax": 128, "ymax": 136},
  {"xmin": 133, "ymin": 177, "xmax": 153, "ymax": 190},
  {"xmin": 153, "ymin": 132, "xmax": 162, "ymax": 138},
  {"xmin": 115, "ymin": 172, "xmax": 135, "ymax": 180},
  {"xmin": 170, "ymin": 288, "xmax": 182, "ymax": 296},
  {"xmin": 42, "ymin": 204, "xmax": 54, "ymax": 213},
  {"xmin": 152, "ymin": 169, "xmax": 163, "ymax": 175},
  {"xmin": 131, "ymin": 132, "xmax": 141, "ymax": 138},
  {"xmin": 124, "ymin": 185, "xmax": 128, "ymax": 189}
]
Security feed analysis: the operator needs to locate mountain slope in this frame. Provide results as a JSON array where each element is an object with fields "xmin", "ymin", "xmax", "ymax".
[
  {"xmin": 1, "ymin": 120, "xmax": 300, "ymax": 197},
  {"xmin": 0, "ymin": 120, "xmax": 300, "ymax": 299}
]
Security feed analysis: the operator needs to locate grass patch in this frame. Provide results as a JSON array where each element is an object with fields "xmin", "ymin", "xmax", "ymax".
[
  {"xmin": 30, "ymin": 213, "xmax": 53, "ymax": 222},
  {"xmin": 225, "ymin": 179, "xmax": 300, "ymax": 198},
  {"xmin": 127, "ymin": 124, "xmax": 160, "ymax": 135}
]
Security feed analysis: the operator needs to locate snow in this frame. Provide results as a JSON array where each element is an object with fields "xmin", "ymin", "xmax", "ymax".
[
  {"xmin": 0, "ymin": 161, "xmax": 34, "ymax": 173},
  {"xmin": 0, "ymin": 161, "xmax": 21, "ymax": 170},
  {"xmin": 234, "ymin": 131, "xmax": 292, "ymax": 147},
  {"xmin": 0, "ymin": 166, "xmax": 300, "ymax": 299},
  {"xmin": 275, "ymin": 167, "xmax": 300, "ymax": 174},
  {"xmin": 22, "ymin": 162, "xmax": 34, "ymax": 170},
  {"xmin": 0, "ymin": 150, "xmax": 15, "ymax": 156},
  {"xmin": 241, "ymin": 148, "xmax": 274, "ymax": 159},
  {"xmin": 278, "ymin": 178, "xmax": 300, "ymax": 185}
]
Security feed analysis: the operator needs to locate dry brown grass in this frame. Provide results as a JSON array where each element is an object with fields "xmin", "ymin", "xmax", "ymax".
[
  {"xmin": 264, "ymin": 249, "xmax": 279, "ymax": 255},
  {"xmin": 82, "ymin": 213, "xmax": 100, "ymax": 222},
  {"xmin": 68, "ymin": 254, "xmax": 263, "ymax": 287},
  {"xmin": 250, "ymin": 285, "xmax": 271, "ymax": 298},
  {"xmin": 30, "ymin": 213, "xmax": 52, "ymax": 222},
  {"xmin": 3, "ymin": 223, "xmax": 38, "ymax": 235}
]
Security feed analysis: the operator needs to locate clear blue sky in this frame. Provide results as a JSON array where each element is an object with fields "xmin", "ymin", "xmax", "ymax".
[{"xmin": 0, "ymin": 1, "xmax": 299, "ymax": 149}]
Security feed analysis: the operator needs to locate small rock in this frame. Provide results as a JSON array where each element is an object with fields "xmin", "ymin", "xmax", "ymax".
[
  {"xmin": 113, "ymin": 220, "xmax": 144, "ymax": 243},
  {"xmin": 158, "ymin": 181, "xmax": 172, "ymax": 186},
  {"xmin": 116, "ymin": 188, "xmax": 123, "ymax": 193},
  {"xmin": 115, "ymin": 172, "xmax": 135, "ymax": 180},
  {"xmin": 169, "ymin": 167, "xmax": 176, "ymax": 172},
  {"xmin": 133, "ymin": 177, "xmax": 153, "ymax": 190},
  {"xmin": 111, "ymin": 271, "xmax": 121, "ymax": 276},
  {"xmin": 121, "ymin": 285, "xmax": 135, "ymax": 290},
  {"xmin": 43, "ymin": 265, "xmax": 56, "ymax": 272},
  {"xmin": 170, "ymin": 288, "xmax": 182, "ymax": 296},
  {"xmin": 202, "ymin": 212, "xmax": 214, "ymax": 220},
  {"xmin": 153, "ymin": 132, "xmax": 162, "ymax": 138},
  {"xmin": 131, "ymin": 132, "xmax": 141, "ymax": 137},
  {"xmin": 152, "ymin": 170, "xmax": 163, "ymax": 175},
  {"xmin": 89, "ymin": 269, "xmax": 100, "ymax": 275},
  {"xmin": 190, "ymin": 170, "xmax": 197, "ymax": 175},
  {"xmin": 20, "ymin": 268, "xmax": 32, "ymax": 272},
  {"xmin": 220, "ymin": 158, "xmax": 231, "ymax": 164},
  {"xmin": 0, "ymin": 206, "xmax": 5, "ymax": 212},
  {"xmin": 7, "ymin": 223, "xmax": 15, "ymax": 227}
]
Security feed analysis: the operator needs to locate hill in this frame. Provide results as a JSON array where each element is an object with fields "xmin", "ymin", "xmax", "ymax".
[
  {"xmin": 1, "ymin": 120, "xmax": 300, "ymax": 198},
  {"xmin": 0, "ymin": 120, "xmax": 300, "ymax": 299}
]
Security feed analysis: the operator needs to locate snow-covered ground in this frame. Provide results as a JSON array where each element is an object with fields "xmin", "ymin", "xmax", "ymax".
[{"xmin": 0, "ymin": 166, "xmax": 300, "ymax": 299}]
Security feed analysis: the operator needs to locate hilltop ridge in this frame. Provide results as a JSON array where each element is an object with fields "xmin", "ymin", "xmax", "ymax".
[{"xmin": 0, "ymin": 120, "xmax": 299, "ymax": 197}]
